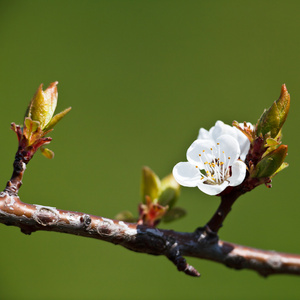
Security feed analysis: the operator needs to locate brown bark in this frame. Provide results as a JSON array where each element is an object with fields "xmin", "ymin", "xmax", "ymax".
[
  {"xmin": 1, "ymin": 193, "xmax": 300, "ymax": 277},
  {"xmin": 2, "ymin": 120, "xmax": 299, "ymax": 278}
]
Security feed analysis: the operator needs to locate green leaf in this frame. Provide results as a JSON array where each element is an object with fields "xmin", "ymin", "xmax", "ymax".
[
  {"xmin": 252, "ymin": 145, "xmax": 288, "ymax": 178},
  {"xmin": 266, "ymin": 137, "xmax": 280, "ymax": 147},
  {"xmin": 141, "ymin": 166, "xmax": 161, "ymax": 203},
  {"xmin": 24, "ymin": 117, "xmax": 40, "ymax": 133},
  {"xmin": 271, "ymin": 162, "xmax": 289, "ymax": 177},
  {"xmin": 158, "ymin": 173, "xmax": 180, "ymax": 208},
  {"xmin": 40, "ymin": 147, "xmax": 55, "ymax": 159},
  {"xmin": 162, "ymin": 207, "xmax": 186, "ymax": 223},
  {"xmin": 44, "ymin": 107, "xmax": 72, "ymax": 131}
]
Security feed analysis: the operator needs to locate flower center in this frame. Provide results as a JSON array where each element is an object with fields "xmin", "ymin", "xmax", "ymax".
[{"xmin": 195, "ymin": 143, "xmax": 231, "ymax": 185}]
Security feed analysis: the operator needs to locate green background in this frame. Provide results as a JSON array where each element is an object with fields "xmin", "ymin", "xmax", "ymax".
[{"xmin": 0, "ymin": 1, "xmax": 299, "ymax": 299}]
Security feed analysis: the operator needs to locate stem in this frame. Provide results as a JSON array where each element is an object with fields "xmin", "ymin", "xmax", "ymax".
[
  {"xmin": 206, "ymin": 176, "xmax": 265, "ymax": 233},
  {"xmin": 206, "ymin": 192, "xmax": 239, "ymax": 233},
  {"xmin": 4, "ymin": 147, "xmax": 27, "ymax": 196}
]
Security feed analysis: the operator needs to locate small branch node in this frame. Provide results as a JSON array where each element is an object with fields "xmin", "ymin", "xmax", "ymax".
[
  {"xmin": 195, "ymin": 226, "xmax": 219, "ymax": 245},
  {"xmin": 166, "ymin": 238, "xmax": 201, "ymax": 277},
  {"xmin": 97, "ymin": 218, "xmax": 114, "ymax": 238},
  {"xmin": 33, "ymin": 205, "xmax": 59, "ymax": 226},
  {"xmin": 80, "ymin": 214, "xmax": 92, "ymax": 229}
]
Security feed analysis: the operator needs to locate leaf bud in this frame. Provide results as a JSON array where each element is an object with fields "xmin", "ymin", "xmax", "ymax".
[
  {"xmin": 141, "ymin": 166, "xmax": 161, "ymax": 203},
  {"xmin": 251, "ymin": 145, "xmax": 288, "ymax": 178},
  {"xmin": 256, "ymin": 84, "xmax": 290, "ymax": 138}
]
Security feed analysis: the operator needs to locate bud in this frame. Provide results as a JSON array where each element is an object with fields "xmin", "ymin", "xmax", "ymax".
[
  {"xmin": 25, "ymin": 82, "xmax": 71, "ymax": 131},
  {"xmin": 256, "ymin": 84, "xmax": 290, "ymax": 138},
  {"xmin": 141, "ymin": 166, "xmax": 161, "ymax": 203},
  {"xmin": 138, "ymin": 196, "xmax": 168, "ymax": 227},
  {"xmin": 12, "ymin": 82, "xmax": 72, "ymax": 160},
  {"xmin": 158, "ymin": 173, "xmax": 180, "ymax": 208},
  {"xmin": 25, "ymin": 82, "xmax": 58, "ymax": 129},
  {"xmin": 251, "ymin": 145, "xmax": 288, "ymax": 178},
  {"xmin": 138, "ymin": 167, "xmax": 184, "ymax": 225}
]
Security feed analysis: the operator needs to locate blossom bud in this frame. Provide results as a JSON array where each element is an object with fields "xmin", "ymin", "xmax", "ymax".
[
  {"xmin": 251, "ymin": 145, "xmax": 288, "ymax": 178},
  {"xmin": 256, "ymin": 84, "xmax": 290, "ymax": 138}
]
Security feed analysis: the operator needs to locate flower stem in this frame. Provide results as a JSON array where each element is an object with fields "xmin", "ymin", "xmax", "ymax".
[
  {"xmin": 206, "ymin": 191, "xmax": 240, "ymax": 233},
  {"xmin": 206, "ymin": 175, "xmax": 266, "ymax": 233}
]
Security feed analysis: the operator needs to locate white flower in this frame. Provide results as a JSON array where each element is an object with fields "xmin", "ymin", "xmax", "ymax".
[{"xmin": 173, "ymin": 121, "xmax": 251, "ymax": 196}]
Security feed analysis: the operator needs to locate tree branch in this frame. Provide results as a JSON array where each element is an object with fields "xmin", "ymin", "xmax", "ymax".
[
  {"xmin": 2, "ymin": 90, "xmax": 298, "ymax": 278},
  {"xmin": 1, "ymin": 193, "xmax": 300, "ymax": 277}
]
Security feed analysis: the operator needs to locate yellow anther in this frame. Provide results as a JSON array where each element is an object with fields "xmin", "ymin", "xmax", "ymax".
[{"xmin": 228, "ymin": 156, "xmax": 231, "ymax": 159}]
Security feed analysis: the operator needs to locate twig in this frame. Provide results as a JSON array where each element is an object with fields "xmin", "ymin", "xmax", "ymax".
[
  {"xmin": 1, "ymin": 132, "xmax": 300, "ymax": 278},
  {"xmin": 1, "ymin": 193, "xmax": 300, "ymax": 277},
  {"xmin": 206, "ymin": 152, "xmax": 271, "ymax": 234}
]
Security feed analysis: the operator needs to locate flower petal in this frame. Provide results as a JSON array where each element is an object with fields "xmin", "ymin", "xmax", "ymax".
[
  {"xmin": 228, "ymin": 160, "xmax": 247, "ymax": 186},
  {"xmin": 172, "ymin": 162, "xmax": 201, "ymax": 187},
  {"xmin": 215, "ymin": 134, "xmax": 240, "ymax": 164},
  {"xmin": 186, "ymin": 138, "xmax": 216, "ymax": 167},
  {"xmin": 197, "ymin": 181, "xmax": 229, "ymax": 196},
  {"xmin": 234, "ymin": 124, "xmax": 251, "ymax": 161},
  {"xmin": 197, "ymin": 128, "xmax": 210, "ymax": 139},
  {"xmin": 210, "ymin": 121, "xmax": 238, "ymax": 141}
]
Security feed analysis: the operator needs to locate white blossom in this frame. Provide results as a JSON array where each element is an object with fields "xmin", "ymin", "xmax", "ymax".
[{"xmin": 173, "ymin": 121, "xmax": 251, "ymax": 196}]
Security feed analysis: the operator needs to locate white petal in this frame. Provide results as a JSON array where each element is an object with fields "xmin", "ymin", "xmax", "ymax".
[
  {"xmin": 215, "ymin": 135, "xmax": 240, "ymax": 164},
  {"xmin": 208, "ymin": 124, "xmax": 216, "ymax": 136},
  {"xmin": 233, "ymin": 126, "xmax": 250, "ymax": 161},
  {"xmin": 239, "ymin": 139, "xmax": 250, "ymax": 161},
  {"xmin": 211, "ymin": 121, "xmax": 238, "ymax": 141},
  {"xmin": 197, "ymin": 181, "xmax": 229, "ymax": 196},
  {"xmin": 172, "ymin": 162, "xmax": 201, "ymax": 187},
  {"xmin": 228, "ymin": 160, "xmax": 247, "ymax": 186},
  {"xmin": 197, "ymin": 128, "xmax": 210, "ymax": 139},
  {"xmin": 186, "ymin": 138, "xmax": 216, "ymax": 167}
]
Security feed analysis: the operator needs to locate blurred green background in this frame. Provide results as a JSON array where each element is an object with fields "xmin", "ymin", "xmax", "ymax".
[{"xmin": 0, "ymin": 1, "xmax": 299, "ymax": 299}]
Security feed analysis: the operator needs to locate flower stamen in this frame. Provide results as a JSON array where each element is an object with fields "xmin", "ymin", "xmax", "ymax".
[{"xmin": 196, "ymin": 143, "xmax": 232, "ymax": 185}]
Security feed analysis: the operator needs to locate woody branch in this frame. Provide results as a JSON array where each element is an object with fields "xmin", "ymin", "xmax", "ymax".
[
  {"xmin": 1, "ymin": 82, "xmax": 298, "ymax": 278},
  {"xmin": 1, "ymin": 153, "xmax": 300, "ymax": 277}
]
